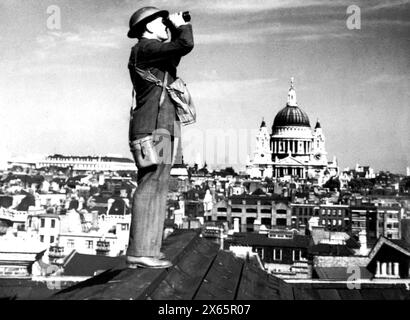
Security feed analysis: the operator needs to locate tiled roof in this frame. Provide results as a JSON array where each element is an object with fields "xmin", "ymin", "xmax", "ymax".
[
  {"xmin": 390, "ymin": 239, "xmax": 410, "ymax": 252},
  {"xmin": 51, "ymin": 230, "xmax": 295, "ymax": 300},
  {"xmin": 308, "ymin": 244, "xmax": 354, "ymax": 256},
  {"xmin": 314, "ymin": 267, "xmax": 373, "ymax": 280},
  {"xmin": 63, "ymin": 253, "xmax": 126, "ymax": 277},
  {"xmin": 1, "ymin": 230, "xmax": 409, "ymax": 300},
  {"xmin": 15, "ymin": 194, "xmax": 36, "ymax": 211},
  {"xmin": 107, "ymin": 199, "xmax": 127, "ymax": 215}
]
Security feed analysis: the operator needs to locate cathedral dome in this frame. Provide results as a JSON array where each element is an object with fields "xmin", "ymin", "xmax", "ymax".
[
  {"xmin": 273, "ymin": 105, "xmax": 311, "ymax": 128},
  {"xmin": 272, "ymin": 78, "xmax": 310, "ymax": 129}
]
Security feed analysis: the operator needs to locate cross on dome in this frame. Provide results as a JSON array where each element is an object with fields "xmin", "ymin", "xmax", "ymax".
[{"xmin": 287, "ymin": 77, "xmax": 298, "ymax": 107}]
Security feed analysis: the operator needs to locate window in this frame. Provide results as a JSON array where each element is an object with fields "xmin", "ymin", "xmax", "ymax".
[
  {"xmin": 67, "ymin": 239, "xmax": 75, "ymax": 248},
  {"xmin": 255, "ymin": 247, "xmax": 264, "ymax": 259},
  {"xmin": 86, "ymin": 240, "xmax": 93, "ymax": 249},
  {"xmin": 321, "ymin": 219, "xmax": 326, "ymax": 225},
  {"xmin": 50, "ymin": 236, "xmax": 55, "ymax": 243},
  {"xmin": 338, "ymin": 220, "xmax": 342, "ymax": 226},
  {"xmin": 28, "ymin": 219, "xmax": 32, "ymax": 228},
  {"xmin": 51, "ymin": 219, "xmax": 56, "ymax": 228},
  {"xmin": 40, "ymin": 218, "xmax": 45, "ymax": 228},
  {"xmin": 338, "ymin": 210, "xmax": 342, "ymax": 216},
  {"xmin": 293, "ymin": 249, "xmax": 301, "ymax": 261},
  {"xmin": 40, "ymin": 235, "xmax": 44, "ymax": 243},
  {"xmin": 261, "ymin": 218, "xmax": 271, "ymax": 226},
  {"xmin": 273, "ymin": 249, "xmax": 282, "ymax": 261}
]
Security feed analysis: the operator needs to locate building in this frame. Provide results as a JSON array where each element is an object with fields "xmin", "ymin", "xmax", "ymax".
[
  {"xmin": 0, "ymin": 237, "xmax": 46, "ymax": 277},
  {"xmin": 349, "ymin": 200, "xmax": 378, "ymax": 246},
  {"xmin": 226, "ymin": 229, "xmax": 311, "ymax": 279},
  {"xmin": 246, "ymin": 78, "xmax": 338, "ymax": 184},
  {"xmin": 206, "ymin": 191, "xmax": 292, "ymax": 232},
  {"xmin": 367, "ymin": 236, "xmax": 410, "ymax": 279},
  {"xmin": 8, "ymin": 154, "xmax": 136, "ymax": 172},
  {"xmin": 318, "ymin": 204, "xmax": 350, "ymax": 232},
  {"xmin": 377, "ymin": 205, "xmax": 402, "ymax": 240},
  {"xmin": 27, "ymin": 212, "xmax": 61, "ymax": 247}
]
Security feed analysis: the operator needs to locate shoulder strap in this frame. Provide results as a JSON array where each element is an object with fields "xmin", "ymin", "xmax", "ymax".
[
  {"xmin": 159, "ymin": 71, "xmax": 169, "ymax": 107},
  {"xmin": 154, "ymin": 71, "xmax": 169, "ymax": 131}
]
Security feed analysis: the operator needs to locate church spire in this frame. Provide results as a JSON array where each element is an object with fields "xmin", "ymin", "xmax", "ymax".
[{"xmin": 287, "ymin": 77, "xmax": 298, "ymax": 107}]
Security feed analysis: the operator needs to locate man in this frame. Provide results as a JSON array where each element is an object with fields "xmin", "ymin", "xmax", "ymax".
[{"xmin": 126, "ymin": 7, "xmax": 194, "ymax": 268}]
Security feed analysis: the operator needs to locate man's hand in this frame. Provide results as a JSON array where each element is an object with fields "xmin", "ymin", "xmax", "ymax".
[{"xmin": 168, "ymin": 12, "xmax": 187, "ymax": 28}]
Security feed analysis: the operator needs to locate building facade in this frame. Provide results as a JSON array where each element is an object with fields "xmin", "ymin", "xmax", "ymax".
[{"xmin": 246, "ymin": 78, "xmax": 338, "ymax": 184}]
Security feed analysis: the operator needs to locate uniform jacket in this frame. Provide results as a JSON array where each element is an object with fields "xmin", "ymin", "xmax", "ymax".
[{"xmin": 128, "ymin": 24, "xmax": 194, "ymax": 141}]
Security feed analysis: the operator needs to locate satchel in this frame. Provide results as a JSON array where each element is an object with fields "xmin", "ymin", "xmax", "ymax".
[
  {"xmin": 129, "ymin": 135, "xmax": 159, "ymax": 169},
  {"xmin": 133, "ymin": 63, "xmax": 197, "ymax": 126},
  {"xmin": 166, "ymin": 76, "xmax": 196, "ymax": 126}
]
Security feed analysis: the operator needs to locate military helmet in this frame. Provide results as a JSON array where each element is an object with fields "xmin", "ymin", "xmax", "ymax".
[{"xmin": 127, "ymin": 6, "xmax": 169, "ymax": 38}]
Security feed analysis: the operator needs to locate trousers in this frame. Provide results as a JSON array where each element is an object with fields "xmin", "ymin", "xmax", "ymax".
[{"xmin": 126, "ymin": 135, "xmax": 180, "ymax": 257}]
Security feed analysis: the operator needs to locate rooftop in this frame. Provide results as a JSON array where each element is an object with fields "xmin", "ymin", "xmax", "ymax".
[
  {"xmin": 51, "ymin": 230, "xmax": 295, "ymax": 300},
  {"xmin": 2, "ymin": 230, "xmax": 409, "ymax": 300}
]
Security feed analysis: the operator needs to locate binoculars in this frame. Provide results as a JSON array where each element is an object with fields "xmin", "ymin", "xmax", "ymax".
[
  {"xmin": 163, "ymin": 11, "xmax": 191, "ymax": 27},
  {"xmin": 181, "ymin": 11, "xmax": 191, "ymax": 22}
]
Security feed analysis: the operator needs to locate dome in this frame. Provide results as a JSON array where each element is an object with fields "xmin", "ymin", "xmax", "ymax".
[{"xmin": 273, "ymin": 105, "xmax": 311, "ymax": 128}]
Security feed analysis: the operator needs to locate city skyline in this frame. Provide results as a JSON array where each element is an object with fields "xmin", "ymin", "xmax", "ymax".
[{"xmin": 0, "ymin": 0, "xmax": 409, "ymax": 173}]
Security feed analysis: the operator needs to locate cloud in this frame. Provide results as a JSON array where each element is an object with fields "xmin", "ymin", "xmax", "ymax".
[
  {"xmin": 195, "ymin": 21, "xmax": 353, "ymax": 44},
  {"xmin": 367, "ymin": 0, "xmax": 410, "ymax": 11},
  {"xmin": 34, "ymin": 27, "xmax": 127, "ymax": 60},
  {"xmin": 365, "ymin": 74, "xmax": 410, "ymax": 85},
  {"xmin": 190, "ymin": 77, "xmax": 278, "ymax": 100},
  {"xmin": 188, "ymin": 0, "xmax": 349, "ymax": 13}
]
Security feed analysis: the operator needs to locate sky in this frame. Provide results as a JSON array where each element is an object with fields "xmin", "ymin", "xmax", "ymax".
[{"xmin": 0, "ymin": 0, "xmax": 409, "ymax": 173}]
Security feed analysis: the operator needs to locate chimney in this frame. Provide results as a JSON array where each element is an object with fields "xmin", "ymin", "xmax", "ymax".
[
  {"xmin": 91, "ymin": 210, "xmax": 99, "ymax": 230},
  {"xmin": 359, "ymin": 229, "xmax": 368, "ymax": 256}
]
